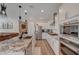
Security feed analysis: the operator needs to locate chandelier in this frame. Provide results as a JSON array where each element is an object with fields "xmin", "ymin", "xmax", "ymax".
[{"xmin": 0, "ymin": 3, "xmax": 7, "ymax": 16}]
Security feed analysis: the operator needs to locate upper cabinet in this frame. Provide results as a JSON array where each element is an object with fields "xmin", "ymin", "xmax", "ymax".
[{"xmin": 59, "ymin": 4, "xmax": 79, "ymax": 24}]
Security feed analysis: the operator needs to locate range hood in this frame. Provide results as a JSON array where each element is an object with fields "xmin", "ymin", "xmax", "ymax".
[{"xmin": 50, "ymin": 12, "xmax": 57, "ymax": 26}]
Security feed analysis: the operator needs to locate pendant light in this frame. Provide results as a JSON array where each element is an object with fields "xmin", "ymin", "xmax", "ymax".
[
  {"xmin": 0, "ymin": 3, "xmax": 7, "ymax": 16},
  {"xmin": 18, "ymin": 5, "xmax": 22, "ymax": 20}
]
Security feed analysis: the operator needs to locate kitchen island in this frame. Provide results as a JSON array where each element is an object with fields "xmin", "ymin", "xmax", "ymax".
[{"xmin": 0, "ymin": 35, "xmax": 32, "ymax": 55}]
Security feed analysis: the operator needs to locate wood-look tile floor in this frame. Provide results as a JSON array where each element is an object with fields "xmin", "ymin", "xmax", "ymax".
[{"xmin": 35, "ymin": 39, "xmax": 55, "ymax": 55}]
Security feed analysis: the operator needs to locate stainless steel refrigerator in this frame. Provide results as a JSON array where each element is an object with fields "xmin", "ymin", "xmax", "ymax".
[{"xmin": 35, "ymin": 24, "xmax": 42, "ymax": 40}]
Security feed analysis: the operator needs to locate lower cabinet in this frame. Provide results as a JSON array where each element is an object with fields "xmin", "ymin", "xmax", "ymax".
[
  {"xmin": 43, "ymin": 33, "xmax": 60, "ymax": 55},
  {"xmin": 42, "ymin": 33, "xmax": 47, "ymax": 39},
  {"xmin": 60, "ymin": 38, "xmax": 79, "ymax": 55},
  {"xmin": 50, "ymin": 36, "xmax": 60, "ymax": 55}
]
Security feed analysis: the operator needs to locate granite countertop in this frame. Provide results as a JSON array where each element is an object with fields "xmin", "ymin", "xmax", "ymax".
[
  {"xmin": 0, "ymin": 36, "xmax": 32, "ymax": 54},
  {"xmin": 9, "ymin": 39, "xmax": 32, "ymax": 51},
  {"xmin": 60, "ymin": 34, "xmax": 79, "ymax": 44}
]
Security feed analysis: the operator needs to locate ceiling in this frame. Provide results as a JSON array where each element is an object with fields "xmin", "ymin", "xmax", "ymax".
[{"xmin": 0, "ymin": 3, "xmax": 61, "ymax": 23}]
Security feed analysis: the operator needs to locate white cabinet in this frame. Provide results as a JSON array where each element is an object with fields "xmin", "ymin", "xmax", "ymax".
[
  {"xmin": 50, "ymin": 36, "xmax": 60, "ymax": 55},
  {"xmin": 59, "ymin": 4, "xmax": 79, "ymax": 24},
  {"xmin": 42, "ymin": 33, "xmax": 60, "ymax": 55},
  {"xmin": 59, "ymin": 7, "xmax": 66, "ymax": 22},
  {"xmin": 43, "ymin": 33, "xmax": 60, "ymax": 55},
  {"xmin": 42, "ymin": 33, "xmax": 47, "ymax": 39}
]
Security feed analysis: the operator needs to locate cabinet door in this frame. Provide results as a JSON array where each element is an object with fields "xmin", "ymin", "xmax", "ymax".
[
  {"xmin": 51, "ymin": 36, "xmax": 60, "ymax": 55},
  {"xmin": 42, "ymin": 33, "xmax": 47, "ymax": 39},
  {"xmin": 48, "ymin": 35, "xmax": 51, "ymax": 44}
]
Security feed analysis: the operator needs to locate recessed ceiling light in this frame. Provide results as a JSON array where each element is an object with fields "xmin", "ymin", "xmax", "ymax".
[
  {"xmin": 41, "ymin": 10, "xmax": 44, "ymax": 12},
  {"xmin": 24, "ymin": 10, "xmax": 27, "ymax": 15},
  {"xmin": 24, "ymin": 10, "xmax": 27, "ymax": 13}
]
